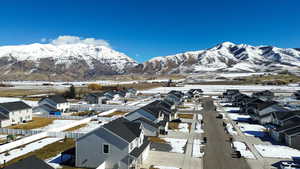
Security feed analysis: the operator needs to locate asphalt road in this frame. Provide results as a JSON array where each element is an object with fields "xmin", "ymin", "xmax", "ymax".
[{"xmin": 202, "ymin": 98, "xmax": 251, "ymax": 169}]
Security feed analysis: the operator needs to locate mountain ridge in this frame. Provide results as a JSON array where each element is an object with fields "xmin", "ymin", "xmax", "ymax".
[{"xmin": 0, "ymin": 41, "xmax": 299, "ymax": 80}]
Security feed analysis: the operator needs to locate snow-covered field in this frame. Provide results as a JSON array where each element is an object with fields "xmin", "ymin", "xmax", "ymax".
[
  {"xmin": 254, "ymin": 144, "xmax": 300, "ymax": 159},
  {"xmin": 162, "ymin": 138, "xmax": 187, "ymax": 154},
  {"xmin": 232, "ymin": 141, "xmax": 255, "ymax": 159},
  {"xmin": 141, "ymin": 85, "xmax": 300, "ymax": 94},
  {"xmin": 238, "ymin": 123, "xmax": 266, "ymax": 137},
  {"xmin": 0, "ymin": 138, "xmax": 62, "ymax": 164},
  {"xmin": 192, "ymin": 139, "xmax": 204, "ymax": 157}
]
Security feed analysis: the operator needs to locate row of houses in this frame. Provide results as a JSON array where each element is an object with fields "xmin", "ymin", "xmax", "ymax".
[
  {"xmin": 85, "ymin": 88, "xmax": 137, "ymax": 104},
  {"xmin": 222, "ymin": 89, "xmax": 300, "ymax": 150},
  {"xmin": 75, "ymin": 90, "xmax": 186, "ymax": 169},
  {"xmin": 0, "ymin": 95, "xmax": 70, "ymax": 127}
]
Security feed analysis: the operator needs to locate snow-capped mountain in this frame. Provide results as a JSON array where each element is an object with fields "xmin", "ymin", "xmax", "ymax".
[
  {"xmin": 0, "ymin": 43, "xmax": 137, "ymax": 80},
  {"xmin": 134, "ymin": 42, "xmax": 300, "ymax": 74}
]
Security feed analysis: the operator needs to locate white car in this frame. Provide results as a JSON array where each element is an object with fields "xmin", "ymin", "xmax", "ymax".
[{"xmin": 280, "ymin": 162, "xmax": 300, "ymax": 169}]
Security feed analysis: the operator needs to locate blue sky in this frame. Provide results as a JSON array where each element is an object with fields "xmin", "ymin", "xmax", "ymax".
[{"xmin": 0, "ymin": 0, "xmax": 299, "ymax": 62}]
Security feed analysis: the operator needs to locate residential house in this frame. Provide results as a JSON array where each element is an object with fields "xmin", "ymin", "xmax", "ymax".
[
  {"xmin": 33, "ymin": 104, "xmax": 61, "ymax": 115},
  {"xmin": 0, "ymin": 101, "xmax": 32, "ymax": 127},
  {"xmin": 39, "ymin": 95, "xmax": 69, "ymax": 113},
  {"xmin": 222, "ymin": 89, "xmax": 240, "ymax": 102},
  {"xmin": 164, "ymin": 90, "xmax": 184, "ymax": 106},
  {"xmin": 248, "ymin": 101, "xmax": 287, "ymax": 125},
  {"xmin": 85, "ymin": 92, "xmax": 113, "ymax": 104},
  {"xmin": 252, "ymin": 90, "xmax": 274, "ymax": 101},
  {"xmin": 76, "ymin": 118, "xmax": 149, "ymax": 169},
  {"xmin": 3, "ymin": 155, "xmax": 54, "ymax": 169},
  {"xmin": 231, "ymin": 93, "xmax": 250, "ymax": 107}
]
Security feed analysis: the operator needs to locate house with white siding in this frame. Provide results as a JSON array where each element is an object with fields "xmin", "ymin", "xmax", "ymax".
[
  {"xmin": 76, "ymin": 118, "xmax": 149, "ymax": 169},
  {"xmin": 38, "ymin": 95, "xmax": 69, "ymax": 113},
  {"xmin": 0, "ymin": 101, "xmax": 32, "ymax": 127}
]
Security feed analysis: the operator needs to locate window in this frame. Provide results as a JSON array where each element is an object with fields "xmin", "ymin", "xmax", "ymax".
[{"xmin": 103, "ymin": 144, "xmax": 109, "ymax": 154}]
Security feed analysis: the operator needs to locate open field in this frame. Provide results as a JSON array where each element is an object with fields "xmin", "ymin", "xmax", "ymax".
[{"xmin": 8, "ymin": 117, "xmax": 56, "ymax": 130}]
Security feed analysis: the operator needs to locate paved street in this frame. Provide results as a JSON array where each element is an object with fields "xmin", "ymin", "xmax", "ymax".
[{"xmin": 202, "ymin": 97, "xmax": 251, "ymax": 169}]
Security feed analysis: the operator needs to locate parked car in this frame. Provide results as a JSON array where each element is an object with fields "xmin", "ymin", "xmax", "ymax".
[
  {"xmin": 216, "ymin": 114, "xmax": 223, "ymax": 119},
  {"xmin": 280, "ymin": 162, "xmax": 300, "ymax": 169}
]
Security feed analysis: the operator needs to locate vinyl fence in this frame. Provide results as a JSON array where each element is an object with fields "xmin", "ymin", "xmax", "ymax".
[
  {"xmin": 34, "ymin": 114, "xmax": 85, "ymax": 120},
  {"xmin": 0, "ymin": 128, "xmax": 43, "ymax": 136},
  {"xmin": 70, "ymin": 104, "xmax": 140, "ymax": 112}
]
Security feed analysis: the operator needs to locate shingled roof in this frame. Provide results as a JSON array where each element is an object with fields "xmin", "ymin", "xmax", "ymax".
[
  {"xmin": 3, "ymin": 156, "xmax": 54, "ymax": 169},
  {"xmin": 103, "ymin": 118, "xmax": 142, "ymax": 143},
  {"xmin": 0, "ymin": 101, "xmax": 31, "ymax": 114}
]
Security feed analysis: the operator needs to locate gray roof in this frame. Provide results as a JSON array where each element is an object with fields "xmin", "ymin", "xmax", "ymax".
[
  {"xmin": 0, "ymin": 113, "xmax": 8, "ymax": 120},
  {"xmin": 133, "ymin": 118, "xmax": 159, "ymax": 128},
  {"xmin": 3, "ymin": 156, "xmax": 54, "ymax": 169},
  {"xmin": 0, "ymin": 101, "xmax": 31, "ymax": 113},
  {"xmin": 103, "ymin": 118, "xmax": 142, "ymax": 142},
  {"xmin": 284, "ymin": 126, "xmax": 300, "ymax": 136},
  {"xmin": 42, "ymin": 95, "xmax": 67, "ymax": 104}
]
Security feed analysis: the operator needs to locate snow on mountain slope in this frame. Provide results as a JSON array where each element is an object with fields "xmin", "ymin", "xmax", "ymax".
[
  {"xmin": 0, "ymin": 43, "xmax": 137, "ymax": 80},
  {"xmin": 137, "ymin": 42, "xmax": 300, "ymax": 74}
]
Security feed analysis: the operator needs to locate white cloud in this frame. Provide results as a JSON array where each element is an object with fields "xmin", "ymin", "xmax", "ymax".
[
  {"xmin": 40, "ymin": 38, "xmax": 48, "ymax": 43},
  {"xmin": 50, "ymin": 35, "xmax": 110, "ymax": 47}
]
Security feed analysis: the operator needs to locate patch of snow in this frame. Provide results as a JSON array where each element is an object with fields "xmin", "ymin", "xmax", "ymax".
[
  {"xmin": 98, "ymin": 109, "xmax": 118, "ymax": 116},
  {"xmin": 37, "ymin": 120, "xmax": 77, "ymax": 131},
  {"xmin": 254, "ymin": 144, "xmax": 300, "ymax": 159},
  {"xmin": 153, "ymin": 165, "xmax": 180, "ymax": 169},
  {"xmin": 232, "ymin": 141, "xmax": 255, "ymax": 159},
  {"xmin": 195, "ymin": 122, "xmax": 203, "ymax": 133},
  {"xmin": 178, "ymin": 123, "xmax": 189, "ymax": 133},
  {"xmin": 238, "ymin": 123, "xmax": 266, "ymax": 137},
  {"xmin": 192, "ymin": 139, "xmax": 204, "ymax": 157},
  {"xmin": 163, "ymin": 138, "xmax": 187, "ymax": 154}
]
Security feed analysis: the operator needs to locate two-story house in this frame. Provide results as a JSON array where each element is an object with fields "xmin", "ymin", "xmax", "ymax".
[
  {"xmin": 76, "ymin": 118, "xmax": 149, "ymax": 169},
  {"xmin": 0, "ymin": 101, "xmax": 32, "ymax": 127},
  {"xmin": 39, "ymin": 95, "xmax": 69, "ymax": 113}
]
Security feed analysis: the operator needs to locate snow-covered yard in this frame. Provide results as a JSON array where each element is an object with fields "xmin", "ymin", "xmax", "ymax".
[
  {"xmin": 37, "ymin": 120, "xmax": 77, "ymax": 131},
  {"xmin": 232, "ymin": 141, "xmax": 255, "ymax": 159},
  {"xmin": 254, "ymin": 144, "xmax": 300, "ymax": 159},
  {"xmin": 227, "ymin": 113, "xmax": 251, "ymax": 122},
  {"xmin": 223, "ymin": 107, "xmax": 240, "ymax": 113},
  {"xmin": 0, "ymin": 137, "xmax": 62, "ymax": 164},
  {"xmin": 192, "ymin": 139, "xmax": 204, "ymax": 157},
  {"xmin": 162, "ymin": 138, "xmax": 187, "ymax": 154},
  {"xmin": 238, "ymin": 123, "xmax": 266, "ymax": 137}
]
